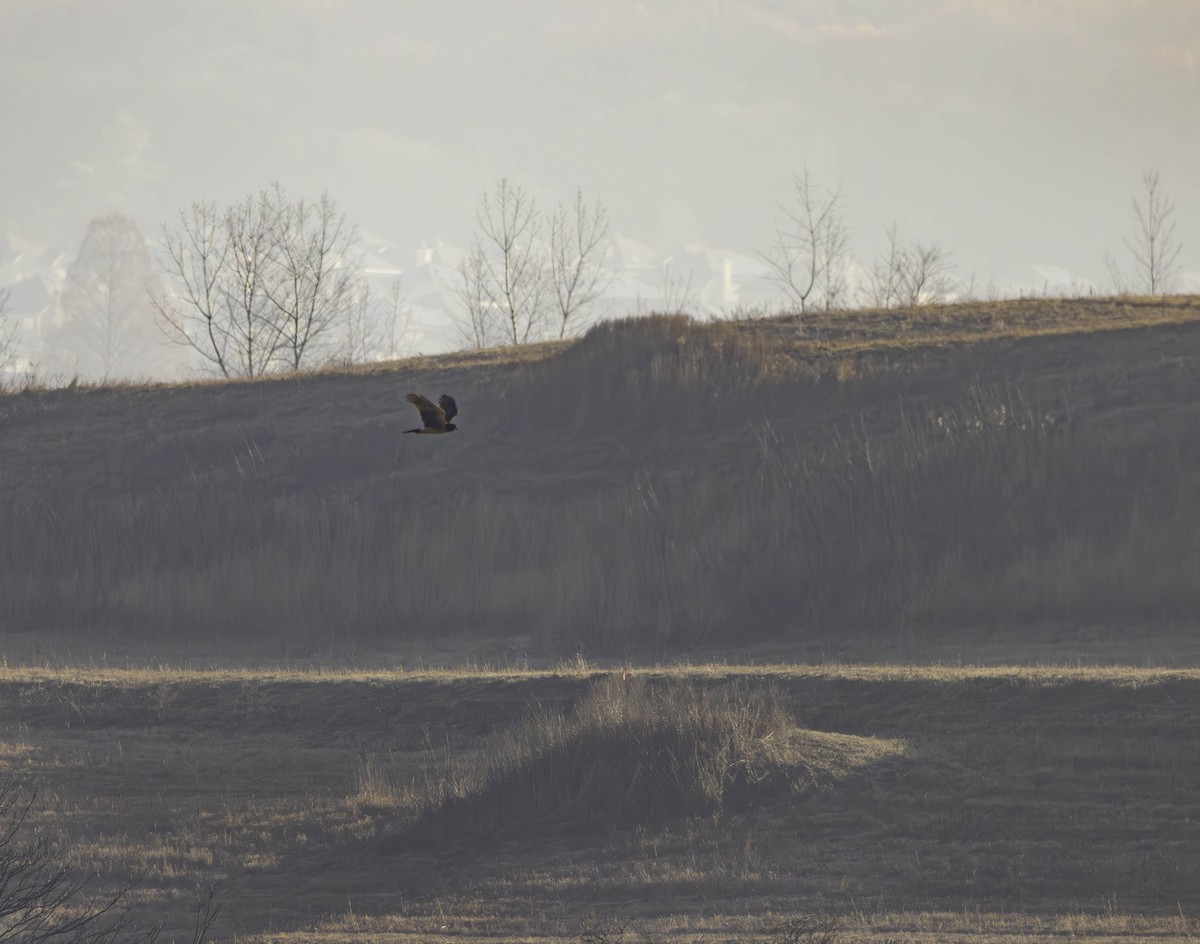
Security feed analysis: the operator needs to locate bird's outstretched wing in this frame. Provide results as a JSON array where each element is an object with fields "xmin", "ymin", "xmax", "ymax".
[
  {"xmin": 406, "ymin": 393, "xmax": 446, "ymax": 431},
  {"xmin": 439, "ymin": 394, "xmax": 458, "ymax": 422}
]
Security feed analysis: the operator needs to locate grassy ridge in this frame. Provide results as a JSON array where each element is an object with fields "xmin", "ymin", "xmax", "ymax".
[
  {"xmin": 2, "ymin": 297, "xmax": 1200, "ymax": 656},
  {"xmin": 394, "ymin": 676, "xmax": 892, "ymax": 841},
  {"xmin": 0, "ymin": 664, "xmax": 1196, "ymax": 940}
]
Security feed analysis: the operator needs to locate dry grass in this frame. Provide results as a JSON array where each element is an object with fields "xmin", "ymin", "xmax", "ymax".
[
  {"xmin": 4, "ymin": 296, "xmax": 1200, "ymax": 659},
  {"xmin": 1, "ymin": 664, "xmax": 1197, "ymax": 941},
  {"xmin": 4, "ymin": 297, "xmax": 1200, "ymax": 942},
  {"xmin": 392, "ymin": 676, "xmax": 895, "ymax": 842}
]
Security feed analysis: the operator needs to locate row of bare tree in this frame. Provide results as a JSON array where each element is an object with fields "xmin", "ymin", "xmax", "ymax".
[
  {"xmin": 760, "ymin": 170, "xmax": 959, "ymax": 314},
  {"xmin": 152, "ymin": 167, "xmax": 1181, "ymax": 364},
  {"xmin": 454, "ymin": 179, "xmax": 613, "ymax": 348},
  {"xmin": 758, "ymin": 165, "xmax": 1185, "ymax": 323},
  {"xmin": 448, "ymin": 171, "xmax": 973, "ymax": 343},
  {"xmin": 452, "ymin": 171, "xmax": 966, "ymax": 341},
  {"xmin": 154, "ymin": 184, "xmax": 405, "ymax": 378},
  {"xmin": 0, "ymin": 168, "xmax": 1187, "ymax": 380}
]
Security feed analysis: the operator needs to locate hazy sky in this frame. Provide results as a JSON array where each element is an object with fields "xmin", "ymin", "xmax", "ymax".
[{"xmin": 3, "ymin": 0, "xmax": 1198, "ymax": 290}]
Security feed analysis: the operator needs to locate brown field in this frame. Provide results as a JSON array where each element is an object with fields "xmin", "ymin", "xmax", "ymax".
[
  {"xmin": 1, "ymin": 662, "xmax": 1198, "ymax": 943},
  {"xmin": 3, "ymin": 296, "xmax": 1200, "ymax": 941},
  {"xmin": 4, "ymin": 295, "xmax": 1200, "ymax": 658}
]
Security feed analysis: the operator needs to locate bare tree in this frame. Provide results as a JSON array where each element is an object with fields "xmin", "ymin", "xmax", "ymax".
[
  {"xmin": 633, "ymin": 260, "xmax": 696, "ymax": 317},
  {"xmin": 156, "ymin": 186, "xmax": 365, "ymax": 376},
  {"xmin": 0, "ymin": 782, "xmax": 217, "ymax": 944},
  {"xmin": 897, "ymin": 239, "xmax": 956, "ymax": 307},
  {"xmin": 0, "ymin": 266, "xmax": 15, "ymax": 376},
  {"xmin": 657, "ymin": 260, "xmax": 696, "ymax": 314},
  {"xmin": 220, "ymin": 191, "xmax": 283, "ymax": 377},
  {"xmin": 1108, "ymin": 168, "xmax": 1182, "ymax": 295},
  {"xmin": 332, "ymin": 279, "xmax": 412, "ymax": 366},
  {"xmin": 53, "ymin": 216, "xmax": 166, "ymax": 379},
  {"xmin": 264, "ymin": 187, "xmax": 360, "ymax": 370},
  {"xmin": 454, "ymin": 244, "xmax": 501, "ymax": 349},
  {"xmin": 868, "ymin": 222, "xmax": 906, "ymax": 309},
  {"xmin": 868, "ymin": 223, "xmax": 956, "ymax": 308},
  {"xmin": 548, "ymin": 189, "xmax": 611, "ymax": 338},
  {"xmin": 381, "ymin": 278, "xmax": 412, "ymax": 360},
  {"xmin": 332, "ymin": 282, "xmax": 381, "ymax": 367},
  {"xmin": 456, "ymin": 179, "xmax": 550, "ymax": 347},
  {"xmin": 154, "ymin": 201, "xmax": 237, "ymax": 377},
  {"xmin": 758, "ymin": 168, "xmax": 851, "ymax": 319},
  {"xmin": 820, "ymin": 219, "xmax": 853, "ymax": 311}
]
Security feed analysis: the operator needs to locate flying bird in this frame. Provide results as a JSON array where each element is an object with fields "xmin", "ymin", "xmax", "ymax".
[{"xmin": 403, "ymin": 393, "xmax": 459, "ymax": 434}]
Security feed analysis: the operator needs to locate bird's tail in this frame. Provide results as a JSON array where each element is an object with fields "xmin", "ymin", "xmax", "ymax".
[{"xmin": 401, "ymin": 427, "xmax": 422, "ymax": 434}]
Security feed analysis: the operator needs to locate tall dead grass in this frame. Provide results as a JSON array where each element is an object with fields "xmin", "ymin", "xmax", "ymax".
[
  {"xmin": 394, "ymin": 676, "xmax": 803, "ymax": 841},
  {"xmin": 3, "ymin": 312, "xmax": 1200, "ymax": 653}
]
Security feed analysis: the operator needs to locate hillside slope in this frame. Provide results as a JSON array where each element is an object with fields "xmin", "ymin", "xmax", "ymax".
[
  {"xmin": 3, "ymin": 295, "xmax": 1197, "ymax": 505},
  {"xmin": 2, "ymin": 297, "xmax": 1200, "ymax": 659}
]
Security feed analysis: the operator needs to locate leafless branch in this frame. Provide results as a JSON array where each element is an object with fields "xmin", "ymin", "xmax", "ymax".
[
  {"xmin": 264, "ymin": 186, "xmax": 361, "ymax": 370},
  {"xmin": 1118, "ymin": 167, "xmax": 1182, "ymax": 295},
  {"xmin": 382, "ymin": 278, "xmax": 412, "ymax": 360},
  {"xmin": 454, "ymin": 244, "xmax": 501, "ymax": 349},
  {"xmin": 153, "ymin": 202, "xmax": 234, "ymax": 377},
  {"xmin": 48, "ymin": 216, "xmax": 165, "ymax": 380},
  {"xmin": 869, "ymin": 222, "xmax": 956, "ymax": 308},
  {"xmin": 0, "ymin": 783, "xmax": 164, "ymax": 944},
  {"xmin": 758, "ymin": 168, "xmax": 851, "ymax": 322},
  {"xmin": 186, "ymin": 887, "xmax": 220, "ymax": 944},
  {"xmin": 657, "ymin": 261, "xmax": 696, "ymax": 314},
  {"xmin": 549, "ymin": 189, "xmax": 612, "ymax": 338},
  {"xmin": 0, "ymin": 267, "xmax": 16, "ymax": 376},
  {"xmin": 456, "ymin": 179, "xmax": 559, "ymax": 346},
  {"xmin": 221, "ymin": 191, "xmax": 283, "ymax": 377},
  {"xmin": 156, "ymin": 186, "xmax": 367, "ymax": 375}
]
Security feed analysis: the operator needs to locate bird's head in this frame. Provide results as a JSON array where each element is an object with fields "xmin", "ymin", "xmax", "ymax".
[{"xmin": 445, "ymin": 423, "xmax": 458, "ymax": 432}]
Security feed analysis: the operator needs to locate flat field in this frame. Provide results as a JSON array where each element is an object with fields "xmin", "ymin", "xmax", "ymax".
[{"xmin": 1, "ymin": 662, "xmax": 1197, "ymax": 943}]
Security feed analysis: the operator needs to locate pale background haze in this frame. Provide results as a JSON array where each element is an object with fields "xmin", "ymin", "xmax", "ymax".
[{"xmin": 2, "ymin": 0, "xmax": 1197, "ymax": 358}]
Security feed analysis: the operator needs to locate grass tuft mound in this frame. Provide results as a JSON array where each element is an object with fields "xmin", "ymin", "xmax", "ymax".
[{"xmin": 399, "ymin": 677, "xmax": 893, "ymax": 843}]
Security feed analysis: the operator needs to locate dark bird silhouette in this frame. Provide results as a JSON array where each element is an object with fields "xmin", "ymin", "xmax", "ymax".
[{"xmin": 403, "ymin": 393, "xmax": 459, "ymax": 434}]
